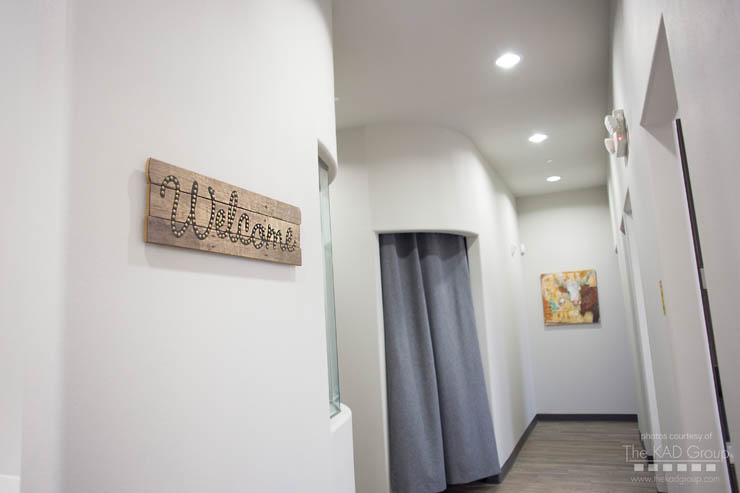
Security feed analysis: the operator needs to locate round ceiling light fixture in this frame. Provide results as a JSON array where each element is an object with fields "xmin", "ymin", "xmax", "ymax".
[
  {"xmin": 546, "ymin": 175, "xmax": 561, "ymax": 182},
  {"xmin": 528, "ymin": 133, "xmax": 548, "ymax": 143},
  {"xmin": 495, "ymin": 52, "xmax": 521, "ymax": 69}
]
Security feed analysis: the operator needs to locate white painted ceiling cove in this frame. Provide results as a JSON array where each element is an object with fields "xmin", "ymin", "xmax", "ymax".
[{"xmin": 333, "ymin": 0, "xmax": 611, "ymax": 197}]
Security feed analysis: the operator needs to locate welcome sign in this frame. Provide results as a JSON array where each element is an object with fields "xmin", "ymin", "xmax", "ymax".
[{"xmin": 145, "ymin": 158, "xmax": 301, "ymax": 265}]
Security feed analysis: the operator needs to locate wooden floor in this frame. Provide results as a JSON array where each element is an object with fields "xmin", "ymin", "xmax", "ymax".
[{"xmin": 445, "ymin": 420, "xmax": 656, "ymax": 492}]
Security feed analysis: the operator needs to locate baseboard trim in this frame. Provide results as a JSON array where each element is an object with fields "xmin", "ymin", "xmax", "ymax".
[
  {"xmin": 483, "ymin": 413, "xmax": 638, "ymax": 485},
  {"xmin": 537, "ymin": 413, "xmax": 638, "ymax": 422},
  {"xmin": 639, "ymin": 436, "xmax": 655, "ymax": 465},
  {"xmin": 484, "ymin": 414, "xmax": 538, "ymax": 484}
]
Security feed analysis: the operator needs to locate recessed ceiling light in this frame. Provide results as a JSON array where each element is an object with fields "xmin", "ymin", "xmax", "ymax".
[
  {"xmin": 495, "ymin": 52, "xmax": 521, "ymax": 69},
  {"xmin": 528, "ymin": 133, "xmax": 548, "ymax": 143},
  {"xmin": 546, "ymin": 159, "xmax": 553, "ymax": 164},
  {"xmin": 546, "ymin": 175, "xmax": 561, "ymax": 182}
]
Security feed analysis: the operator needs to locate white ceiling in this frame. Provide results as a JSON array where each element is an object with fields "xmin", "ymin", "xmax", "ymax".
[{"xmin": 333, "ymin": 0, "xmax": 611, "ymax": 197}]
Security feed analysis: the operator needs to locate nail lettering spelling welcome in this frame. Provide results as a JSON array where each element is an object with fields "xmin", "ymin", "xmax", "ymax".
[{"xmin": 145, "ymin": 158, "xmax": 302, "ymax": 266}]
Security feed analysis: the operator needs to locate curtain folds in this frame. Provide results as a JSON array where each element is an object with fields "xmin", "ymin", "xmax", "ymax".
[{"xmin": 380, "ymin": 233, "xmax": 500, "ymax": 493}]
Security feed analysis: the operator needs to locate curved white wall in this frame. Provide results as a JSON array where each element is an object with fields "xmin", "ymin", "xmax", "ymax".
[
  {"xmin": 332, "ymin": 124, "xmax": 536, "ymax": 493},
  {"xmin": 5, "ymin": 1, "xmax": 353, "ymax": 492}
]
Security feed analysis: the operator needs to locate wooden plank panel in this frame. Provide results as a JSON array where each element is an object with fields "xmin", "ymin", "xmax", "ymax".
[
  {"xmin": 144, "ymin": 158, "xmax": 302, "ymax": 265},
  {"xmin": 147, "ymin": 184, "xmax": 301, "ymax": 246},
  {"xmin": 147, "ymin": 158, "xmax": 301, "ymax": 225},
  {"xmin": 146, "ymin": 216, "xmax": 301, "ymax": 266}
]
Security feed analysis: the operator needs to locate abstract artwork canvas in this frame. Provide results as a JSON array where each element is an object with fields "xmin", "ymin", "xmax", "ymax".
[{"xmin": 540, "ymin": 269, "xmax": 600, "ymax": 325}]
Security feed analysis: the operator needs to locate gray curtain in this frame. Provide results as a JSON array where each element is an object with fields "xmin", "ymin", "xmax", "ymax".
[{"xmin": 379, "ymin": 233, "xmax": 500, "ymax": 493}]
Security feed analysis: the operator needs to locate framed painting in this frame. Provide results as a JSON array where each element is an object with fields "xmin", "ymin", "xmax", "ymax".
[{"xmin": 540, "ymin": 269, "xmax": 600, "ymax": 325}]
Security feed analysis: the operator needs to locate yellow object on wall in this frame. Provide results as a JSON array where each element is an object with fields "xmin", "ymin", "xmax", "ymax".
[{"xmin": 659, "ymin": 280, "xmax": 666, "ymax": 316}]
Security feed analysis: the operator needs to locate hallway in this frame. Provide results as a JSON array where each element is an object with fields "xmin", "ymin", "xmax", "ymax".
[
  {"xmin": 4, "ymin": 1, "xmax": 740, "ymax": 492},
  {"xmin": 446, "ymin": 421, "xmax": 655, "ymax": 493}
]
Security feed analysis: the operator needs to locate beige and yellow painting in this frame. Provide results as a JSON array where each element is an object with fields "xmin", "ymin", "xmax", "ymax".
[{"xmin": 541, "ymin": 270, "xmax": 600, "ymax": 325}]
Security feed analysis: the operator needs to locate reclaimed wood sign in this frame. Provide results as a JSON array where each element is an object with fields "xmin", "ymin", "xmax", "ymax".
[{"xmin": 145, "ymin": 158, "xmax": 301, "ymax": 265}]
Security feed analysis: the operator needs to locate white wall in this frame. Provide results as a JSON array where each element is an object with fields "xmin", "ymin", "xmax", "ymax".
[
  {"xmin": 330, "ymin": 405, "xmax": 356, "ymax": 493},
  {"xmin": 3, "ymin": 1, "xmax": 356, "ymax": 492},
  {"xmin": 517, "ymin": 187, "xmax": 637, "ymax": 414},
  {"xmin": 2, "ymin": 2, "xmax": 68, "ymax": 492},
  {"xmin": 608, "ymin": 1, "xmax": 740, "ymax": 490},
  {"xmin": 1, "ymin": 0, "xmax": 30, "ymax": 479},
  {"xmin": 621, "ymin": 211, "xmax": 663, "ymax": 456},
  {"xmin": 331, "ymin": 127, "xmax": 389, "ymax": 493},
  {"xmin": 332, "ymin": 124, "xmax": 536, "ymax": 493},
  {"xmin": 0, "ymin": 476, "xmax": 21, "ymax": 493}
]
